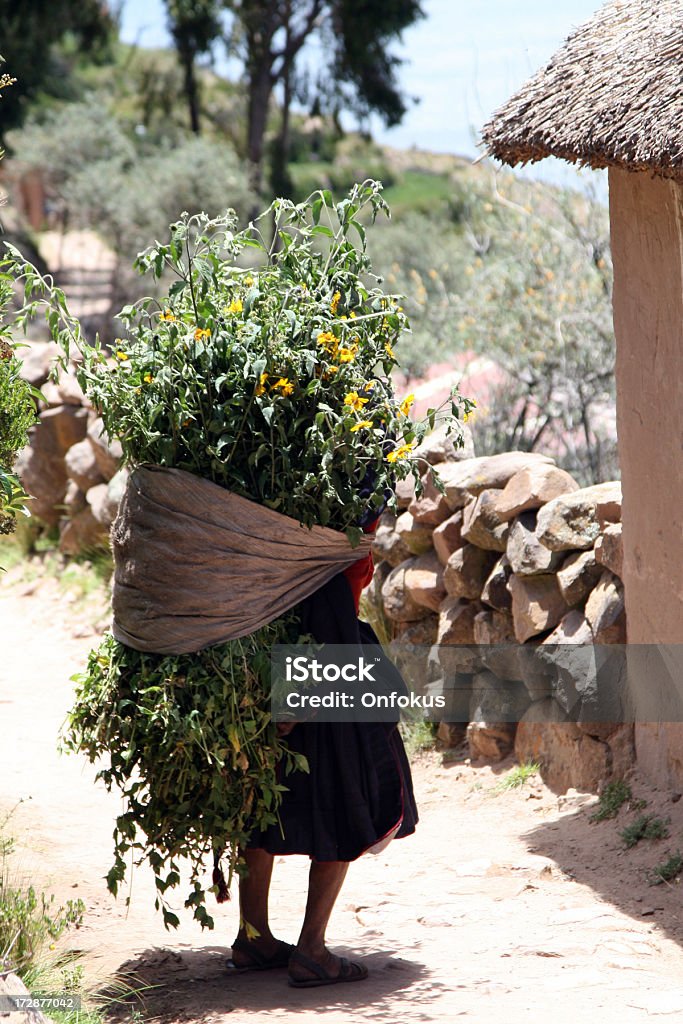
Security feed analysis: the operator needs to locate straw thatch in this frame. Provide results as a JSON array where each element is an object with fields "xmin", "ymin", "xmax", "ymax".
[{"xmin": 482, "ymin": 0, "xmax": 683, "ymax": 178}]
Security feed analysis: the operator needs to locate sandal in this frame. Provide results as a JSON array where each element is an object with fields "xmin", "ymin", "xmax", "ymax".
[
  {"xmin": 226, "ymin": 938, "xmax": 295, "ymax": 972},
  {"xmin": 287, "ymin": 948, "xmax": 369, "ymax": 988}
]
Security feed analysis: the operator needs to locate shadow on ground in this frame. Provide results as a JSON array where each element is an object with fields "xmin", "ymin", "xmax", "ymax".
[{"xmin": 101, "ymin": 945, "xmax": 439, "ymax": 1023}]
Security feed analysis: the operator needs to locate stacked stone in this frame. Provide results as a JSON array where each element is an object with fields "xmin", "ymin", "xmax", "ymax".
[
  {"xmin": 15, "ymin": 342, "xmax": 126, "ymax": 555},
  {"xmin": 368, "ymin": 427, "xmax": 630, "ymax": 794}
]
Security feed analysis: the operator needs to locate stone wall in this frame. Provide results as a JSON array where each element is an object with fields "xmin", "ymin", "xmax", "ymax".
[
  {"xmin": 364, "ymin": 426, "xmax": 630, "ymax": 794},
  {"xmin": 15, "ymin": 343, "xmax": 125, "ymax": 555}
]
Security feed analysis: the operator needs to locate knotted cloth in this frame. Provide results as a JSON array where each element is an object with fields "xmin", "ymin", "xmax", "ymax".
[{"xmin": 110, "ymin": 464, "xmax": 372, "ymax": 654}]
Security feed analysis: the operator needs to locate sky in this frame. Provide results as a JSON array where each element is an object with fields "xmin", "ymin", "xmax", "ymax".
[{"xmin": 119, "ymin": 0, "xmax": 606, "ymax": 191}]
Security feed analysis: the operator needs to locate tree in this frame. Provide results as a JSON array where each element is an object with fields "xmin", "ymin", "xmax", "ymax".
[
  {"xmin": 225, "ymin": 0, "xmax": 424, "ymax": 196},
  {"xmin": 0, "ymin": 0, "xmax": 114, "ymax": 142},
  {"xmin": 164, "ymin": 0, "xmax": 223, "ymax": 134}
]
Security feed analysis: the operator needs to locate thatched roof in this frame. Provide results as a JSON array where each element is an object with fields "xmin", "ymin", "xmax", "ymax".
[{"xmin": 481, "ymin": 0, "xmax": 683, "ymax": 178}]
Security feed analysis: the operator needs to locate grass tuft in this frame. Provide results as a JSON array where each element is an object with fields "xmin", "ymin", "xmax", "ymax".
[
  {"xmin": 589, "ymin": 779, "xmax": 633, "ymax": 822},
  {"xmin": 619, "ymin": 814, "xmax": 669, "ymax": 849}
]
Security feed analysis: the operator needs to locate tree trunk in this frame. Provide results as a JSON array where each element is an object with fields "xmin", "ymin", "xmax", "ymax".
[
  {"xmin": 247, "ymin": 64, "xmax": 274, "ymax": 200},
  {"xmin": 270, "ymin": 52, "xmax": 294, "ymax": 197},
  {"xmin": 181, "ymin": 48, "xmax": 201, "ymax": 135}
]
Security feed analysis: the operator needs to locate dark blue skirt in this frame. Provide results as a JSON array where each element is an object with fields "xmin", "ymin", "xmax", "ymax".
[{"xmin": 247, "ymin": 573, "xmax": 419, "ymax": 861}]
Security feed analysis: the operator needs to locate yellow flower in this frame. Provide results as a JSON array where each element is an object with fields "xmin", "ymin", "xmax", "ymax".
[
  {"xmin": 330, "ymin": 290, "xmax": 341, "ymax": 315},
  {"xmin": 143, "ymin": 373, "xmax": 154, "ymax": 384},
  {"xmin": 317, "ymin": 331, "xmax": 338, "ymax": 358},
  {"xmin": 351, "ymin": 420, "xmax": 373, "ymax": 433},
  {"xmin": 272, "ymin": 377, "xmax": 295, "ymax": 396},
  {"xmin": 115, "ymin": 351, "xmax": 129, "ymax": 361},
  {"xmin": 386, "ymin": 442, "xmax": 415, "ymax": 464},
  {"xmin": 244, "ymin": 275, "xmax": 254, "ymax": 287},
  {"xmin": 344, "ymin": 391, "xmax": 369, "ymax": 412},
  {"xmin": 399, "ymin": 393, "xmax": 415, "ymax": 417},
  {"xmin": 160, "ymin": 309, "xmax": 176, "ymax": 321},
  {"xmin": 228, "ymin": 298, "xmax": 243, "ymax": 315},
  {"xmin": 194, "ymin": 327, "xmax": 210, "ymax": 341},
  {"xmin": 349, "ymin": 310, "xmax": 357, "ymax": 319},
  {"xmin": 384, "ymin": 340, "xmax": 395, "ymax": 359},
  {"xmin": 322, "ymin": 366, "xmax": 339, "ymax": 379},
  {"xmin": 255, "ymin": 372, "xmax": 269, "ymax": 396},
  {"xmin": 338, "ymin": 345, "xmax": 358, "ymax": 363}
]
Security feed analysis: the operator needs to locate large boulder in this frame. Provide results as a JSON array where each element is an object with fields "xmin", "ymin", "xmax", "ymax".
[
  {"xmin": 444, "ymin": 544, "xmax": 497, "ymax": 600},
  {"xmin": 514, "ymin": 699, "xmax": 598, "ymax": 793},
  {"xmin": 507, "ymin": 572, "xmax": 567, "ymax": 643},
  {"xmin": 16, "ymin": 339, "xmax": 60, "ymax": 388},
  {"xmin": 556, "ymin": 549, "xmax": 603, "ymax": 606},
  {"xmin": 432, "ymin": 510, "xmax": 464, "ymax": 565},
  {"xmin": 394, "ymin": 510, "xmax": 434, "ymax": 555},
  {"xmin": 381, "ymin": 561, "xmax": 431, "ymax": 623},
  {"xmin": 535, "ymin": 481, "xmax": 622, "ymax": 552},
  {"xmin": 372, "ymin": 511, "xmax": 412, "ymax": 567},
  {"xmin": 436, "ymin": 452, "xmax": 554, "ymax": 511},
  {"xmin": 408, "ymin": 471, "xmax": 451, "ymax": 527},
  {"xmin": 475, "ymin": 609, "xmax": 524, "ymax": 682},
  {"xmin": 86, "ymin": 481, "xmax": 120, "ymax": 528},
  {"xmin": 87, "ymin": 416, "xmax": 123, "ymax": 481},
  {"xmin": 403, "ymin": 551, "xmax": 447, "ymax": 611},
  {"xmin": 64, "ymin": 438, "xmax": 105, "ymax": 493},
  {"xmin": 493, "ymin": 463, "xmax": 579, "ymax": 522},
  {"xmin": 437, "ymin": 596, "xmax": 478, "ymax": 646},
  {"xmin": 481, "ymin": 554, "xmax": 513, "ymax": 611},
  {"xmin": 467, "ymin": 668, "xmax": 527, "ymax": 763},
  {"xmin": 595, "ymin": 522, "xmax": 623, "ymax": 578},
  {"xmin": 15, "ymin": 405, "xmax": 88, "ymax": 525},
  {"xmin": 595, "ymin": 484, "xmax": 622, "ymax": 528},
  {"xmin": 473, "ymin": 608, "xmax": 515, "ymax": 646},
  {"xmin": 584, "ymin": 570, "xmax": 627, "ymax": 643},
  {"xmin": 437, "ymin": 598, "xmax": 482, "ymax": 674},
  {"xmin": 461, "ymin": 489, "xmax": 510, "ymax": 552},
  {"xmin": 59, "ymin": 505, "xmax": 107, "ymax": 555},
  {"xmin": 395, "ymin": 475, "xmax": 416, "ymax": 509},
  {"xmin": 469, "ymin": 669, "xmax": 530, "ymax": 730},
  {"xmin": 506, "ymin": 511, "xmax": 563, "ymax": 575}
]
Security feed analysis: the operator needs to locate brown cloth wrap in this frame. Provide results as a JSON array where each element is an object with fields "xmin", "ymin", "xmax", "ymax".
[{"xmin": 110, "ymin": 464, "xmax": 373, "ymax": 654}]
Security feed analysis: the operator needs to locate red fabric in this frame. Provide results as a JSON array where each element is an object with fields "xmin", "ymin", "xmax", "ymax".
[{"xmin": 343, "ymin": 515, "xmax": 379, "ymax": 613}]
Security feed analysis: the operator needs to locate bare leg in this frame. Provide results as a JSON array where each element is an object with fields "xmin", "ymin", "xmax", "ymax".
[
  {"xmin": 290, "ymin": 860, "xmax": 355, "ymax": 981},
  {"xmin": 231, "ymin": 848, "xmax": 285, "ymax": 965}
]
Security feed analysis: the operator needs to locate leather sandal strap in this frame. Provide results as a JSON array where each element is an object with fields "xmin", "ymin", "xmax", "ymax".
[{"xmin": 288, "ymin": 949, "xmax": 330, "ymax": 980}]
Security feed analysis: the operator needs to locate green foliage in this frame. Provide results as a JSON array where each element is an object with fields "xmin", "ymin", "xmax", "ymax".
[
  {"xmin": 0, "ymin": 275, "xmax": 38, "ymax": 536},
  {"xmin": 492, "ymin": 761, "xmax": 540, "ymax": 792},
  {"xmin": 0, "ymin": 0, "xmax": 114, "ymax": 140},
  {"xmin": 589, "ymin": 779, "xmax": 633, "ymax": 822},
  {"xmin": 63, "ymin": 619, "xmax": 305, "ymax": 930},
  {"xmin": 10, "ymin": 102, "xmax": 253, "ymax": 261},
  {"xmin": 324, "ymin": 0, "xmax": 426, "ymax": 127},
  {"xmin": 381, "ymin": 171, "xmax": 454, "ymax": 217},
  {"xmin": 619, "ymin": 814, "xmax": 669, "ymax": 849},
  {"xmin": 650, "ymin": 852, "xmax": 683, "ymax": 886},
  {"xmin": 0, "ymin": 821, "xmax": 85, "ymax": 972},
  {"xmin": 14, "ymin": 182, "xmax": 471, "ymax": 929},
  {"xmin": 288, "ymin": 137, "xmax": 397, "ymax": 203}
]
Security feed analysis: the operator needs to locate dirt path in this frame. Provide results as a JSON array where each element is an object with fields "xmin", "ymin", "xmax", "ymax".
[{"xmin": 2, "ymin": 577, "xmax": 683, "ymax": 1023}]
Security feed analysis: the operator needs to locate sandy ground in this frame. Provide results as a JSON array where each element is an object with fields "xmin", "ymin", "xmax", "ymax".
[{"xmin": 2, "ymin": 573, "xmax": 683, "ymax": 1023}]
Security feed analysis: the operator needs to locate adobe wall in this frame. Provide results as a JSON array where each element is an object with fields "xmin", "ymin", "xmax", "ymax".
[{"xmin": 609, "ymin": 168, "xmax": 683, "ymax": 786}]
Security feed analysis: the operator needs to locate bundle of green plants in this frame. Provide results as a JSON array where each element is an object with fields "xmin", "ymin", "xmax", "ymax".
[{"xmin": 12, "ymin": 181, "xmax": 472, "ymax": 929}]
